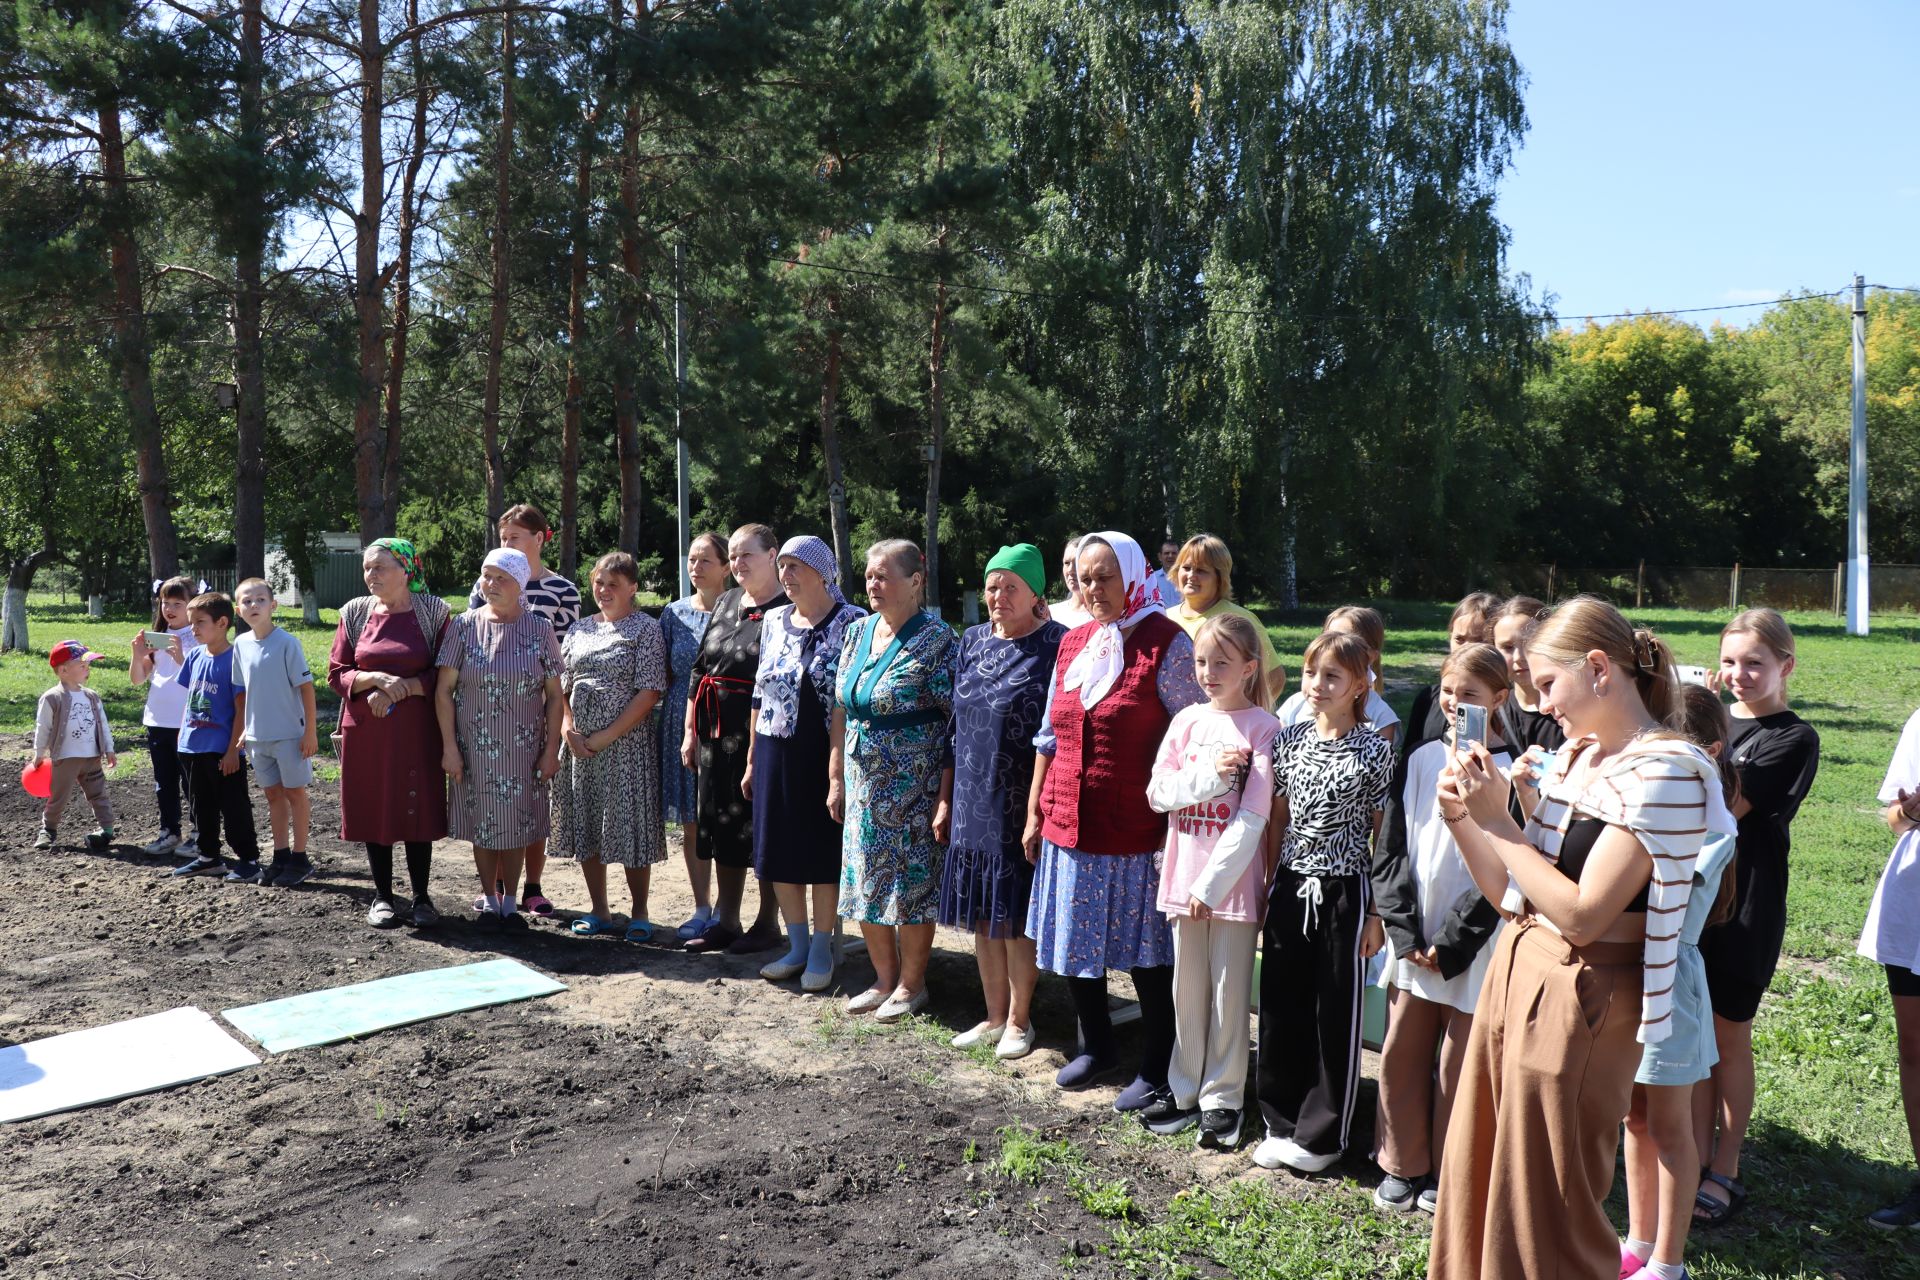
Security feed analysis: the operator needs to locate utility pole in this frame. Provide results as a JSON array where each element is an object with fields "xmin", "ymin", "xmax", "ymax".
[
  {"xmin": 675, "ymin": 241, "xmax": 691, "ymax": 597},
  {"xmin": 1846, "ymin": 273, "xmax": 1869, "ymax": 636}
]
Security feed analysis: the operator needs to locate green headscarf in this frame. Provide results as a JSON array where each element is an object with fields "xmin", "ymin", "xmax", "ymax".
[
  {"xmin": 984, "ymin": 543, "xmax": 1046, "ymax": 600},
  {"xmin": 371, "ymin": 537, "xmax": 427, "ymax": 593}
]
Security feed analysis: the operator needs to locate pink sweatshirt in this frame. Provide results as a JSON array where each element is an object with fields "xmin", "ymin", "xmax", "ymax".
[{"xmin": 1148, "ymin": 704, "xmax": 1281, "ymax": 924}]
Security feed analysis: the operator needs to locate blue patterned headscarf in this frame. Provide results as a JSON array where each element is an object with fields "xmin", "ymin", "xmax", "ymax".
[{"xmin": 777, "ymin": 535, "xmax": 845, "ymax": 604}]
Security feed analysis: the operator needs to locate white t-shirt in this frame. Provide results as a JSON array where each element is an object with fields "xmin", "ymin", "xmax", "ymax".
[
  {"xmin": 1861, "ymin": 708, "xmax": 1920, "ymax": 972},
  {"xmin": 58, "ymin": 690, "xmax": 97, "ymax": 760},
  {"xmin": 141, "ymin": 624, "xmax": 196, "ymax": 728},
  {"xmin": 1146, "ymin": 570, "xmax": 1179, "ymax": 610},
  {"xmin": 1276, "ymin": 688, "xmax": 1400, "ymax": 734}
]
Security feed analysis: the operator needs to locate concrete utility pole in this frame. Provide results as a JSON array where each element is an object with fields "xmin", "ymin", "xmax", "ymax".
[
  {"xmin": 1846, "ymin": 273, "xmax": 1869, "ymax": 636},
  {"xmin": 675, "ymin": 242, "xmax": 692, "ymax": 597}
]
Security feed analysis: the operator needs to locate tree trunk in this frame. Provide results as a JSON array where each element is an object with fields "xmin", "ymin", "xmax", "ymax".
[
  {"xmin": 1, "ymin": 546, "xmax": 53, "ymax": 652},
  {"xmin": 352, "ymin": 0, "xmax": 389, "ymax": 541},
  {"xmin": 819, "ymin": 310, "xmax": 852, "ymax": 587},
  {"xmin": 612, "ymin": 5, "xmax": 643, "ymax": 556},
  {"xmin": 97, "ymin": 94, "xmax": 179, "ymax": 579},
  {"xmin": 381, "ymin": 0, "xmax": 430, "ymax": 531},
  {"xmin": 923, "ymin": 252, "xmax": 947, "ymax": 613},
  {"xmin": 479, "ymin": 10, "xmax": 516, "ymax": 529},
  {"xmin": 232, "ymin": 0, "xmax": 268, "ymax": 582},
  {"xmin": 559, "ymin": 90, "xmax": 596, "ymax": 580},
  {"xmin": 1277, "ymin": 419, "xmax": 1297, "ymax": 610}
]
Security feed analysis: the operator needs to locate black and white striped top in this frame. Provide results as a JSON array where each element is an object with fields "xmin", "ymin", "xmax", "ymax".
[
  {"xmin": 1272, "ymin": 721, "xmax": 1395, "ymax": 877},
  {"xmin": 469, "ymin": 572, "xmax": 581, "ymax": 638}
]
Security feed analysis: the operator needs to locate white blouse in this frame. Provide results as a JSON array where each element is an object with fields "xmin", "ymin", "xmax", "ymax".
[{"xmin": 1860, "ymin": 708, "xmax": 1920, "ymax": 972}]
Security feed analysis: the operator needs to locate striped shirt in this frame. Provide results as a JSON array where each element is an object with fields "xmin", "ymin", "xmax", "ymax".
[{"xmin": 1521, "ymin": 736, "xmax": 1725, "ymax": 1045}]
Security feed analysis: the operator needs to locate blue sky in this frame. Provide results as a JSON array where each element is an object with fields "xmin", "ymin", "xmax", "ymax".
[{"xmin": 1497, "ymin": 1, "xmax": 1919, "ymax": 328}]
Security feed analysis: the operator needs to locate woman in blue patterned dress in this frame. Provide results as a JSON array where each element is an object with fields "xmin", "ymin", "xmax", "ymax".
[
  {"xmin": 938, "ymin": 544, "xmax": 1065, "ymax": 1059},
  {"xmin": 660, "ymin": 532, "xmax": 728, "ymax": 939},
  {"xmin": 746, "ymin": 535, "xmax": 866, "ymax": 990},
  {"xmin": 832, "ymin": 539, "xmax": 957, "ymax": 1022}
]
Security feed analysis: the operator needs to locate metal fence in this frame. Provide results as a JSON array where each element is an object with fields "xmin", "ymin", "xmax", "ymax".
[{"xmin": 1485, "ymin": 562, "xmax": 1920, "ymax": 614}]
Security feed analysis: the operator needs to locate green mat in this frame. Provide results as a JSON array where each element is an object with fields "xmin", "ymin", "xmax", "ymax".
[{"xmin": 223, "ymin": 958, "xmax": 566, "ymax": 1054}]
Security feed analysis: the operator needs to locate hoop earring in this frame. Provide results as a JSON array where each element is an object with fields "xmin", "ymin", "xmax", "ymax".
[{"xmin": 1592, "ymin": 681, "xmax": 1607, "ymax": 698}]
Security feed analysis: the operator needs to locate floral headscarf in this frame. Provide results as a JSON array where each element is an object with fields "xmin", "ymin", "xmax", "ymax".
[
  {"xmin": 371, "ymin": 537, "xmax": 427, "ymax": 593},
  {"xmin": 777, "ymin": 535, "xmax": 845, "ymax": 605},
  {"xmin": 1060, "ymin": 530, "xmax": 1163, "ymax": 709}
]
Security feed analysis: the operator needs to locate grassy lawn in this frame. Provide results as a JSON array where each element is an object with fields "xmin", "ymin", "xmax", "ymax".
[{"xmin": 5, "ymin": 593, "xmax": 1919, "ymax": 1276}]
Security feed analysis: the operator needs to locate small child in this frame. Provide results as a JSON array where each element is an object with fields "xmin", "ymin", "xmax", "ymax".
[
  {"xmin": 1369, "ymin": 643, "xmax": 1515, "ymax": 1215},
  {"xmin": 130, "ymin": 575, "xmax": 199, "ymax": 857},
  {"xmin": 1276, "ymin": 605, "xmax": 1401, "ymax": 744},
  {"xmin": 31, "ymin": 639, "xmax": 117, "ymax": 851},
  {"xmin": 233, "ymin": 578, "xmax": 319, "ymax": 887},
  {"xmin": 1254, "ymin": 630, "xmax": 1396, "ymax": 1175},
  {"xmin": 1141, "ymin": 614, "xmax": 1281, "ymax": 1150},
  {"xmin": 171, "ymin": 593, "xmax": 262, "ymax": 879},
  {"xmin": 469, "ymin": 502, "xmax": 580, "ymax": 915}
]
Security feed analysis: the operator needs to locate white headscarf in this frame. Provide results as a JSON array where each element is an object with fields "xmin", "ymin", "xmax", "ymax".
[
  {"xmin": 481, "ymin": 547, "xmax": 531, "ymax": 595},
  {"xmin": 1060, "ymin": 530, "xmax": 1164, "ymax": 709}
]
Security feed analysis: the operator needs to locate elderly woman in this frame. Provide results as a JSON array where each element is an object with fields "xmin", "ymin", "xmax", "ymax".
[
  {"xmin": 745, "ymin": 535, "xmax": 866, "ymax": 989},
  {"xmin": 1164, "ymin": 533, "xmax": 1284, "ymax": 706},
  {"xmin": 552, "ymin": 552, "xmax": 669, "ymax": 941},
  {"xmin": 435, "ymin": 547, "xmax": 564, "ymax": 930},
  {"xmin": 682, "ymin": 524, "xmax": 789, "ymax": 954},
  {"xmin": 327, "ymin": 538, "xmax": 452, "ymax": 928},
  {"xmin": 1026, "ymin": 531, "xmax": 1203, "ymax": 1103},
  {"xmin": 1050, "ymin": 536, "xmax": 1090, "ymax": 628},
  {"xmin": 832, "ymin": 539, "xmax": 957, "ymax": 1021},
  {"xmin": 938, "ymin": 544, "xmax": 1065, "ymax": 1059},
  {"xmin": 663, "ymin": 532, "xmax": 729, "ymax": 939}
]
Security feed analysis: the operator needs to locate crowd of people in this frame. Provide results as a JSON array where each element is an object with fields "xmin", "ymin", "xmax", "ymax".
[{"xmin": 37, "ymin": 500, "xmax": 1920, "ymax": 1279}]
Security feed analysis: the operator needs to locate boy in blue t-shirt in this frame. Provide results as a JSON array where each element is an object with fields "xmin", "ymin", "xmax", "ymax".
[
  {"xmin": 234, "ymin": 578, "xmax": 318, "ymax": 887},
  {"xmin": 171, "ymin": 593, "xmax": 262, "ymax": 879}
]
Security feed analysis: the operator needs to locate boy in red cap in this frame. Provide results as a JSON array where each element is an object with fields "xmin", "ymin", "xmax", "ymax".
[{"xmin": 31, "ymin": 639, "xmax": 118, "ymax": 851}]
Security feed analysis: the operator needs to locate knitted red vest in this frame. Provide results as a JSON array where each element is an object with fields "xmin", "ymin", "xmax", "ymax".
[{"xmin": 1040, "ymin": 611, "xmax": 1182, "ymax": 854}]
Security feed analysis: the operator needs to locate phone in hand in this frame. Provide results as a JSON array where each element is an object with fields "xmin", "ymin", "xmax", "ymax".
[
  {"xmin": 1453, "ymin": 703, "xmax": 1489, "ymax": 752},
  {"xmin": 142, "ymin": 630, "xmax": 175, "ymax": 650},
  {"xmin": 1676, "ymin": 664, "xmax": 1710, "ymax": 686}
]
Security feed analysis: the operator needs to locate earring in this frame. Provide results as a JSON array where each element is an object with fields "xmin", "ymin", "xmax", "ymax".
[{"xmin": 1592, "ymin": 681, "xmax": 1607, "ymax": 697}]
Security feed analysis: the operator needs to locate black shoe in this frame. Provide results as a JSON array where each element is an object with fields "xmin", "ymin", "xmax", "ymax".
[
  {"xmin": 272, "ymin": 854, "xmax": 314, "ymax": 888},
  {"xmin": 84, "ymin": 828, "xmax": 113, "ymax": 852},
  {"xmin": 223, "ymin": 860, "xmax": 265, "ymax": 885},
  {"xmin": 261, "ymin": 850, "xmax": 289, "ymax": 883},
  {"xmin": 501, "ymin": 911, "xmax": 529, "ymax": 931},
  {"xmin": 1870, "ymin": 1182, "xmax": 1920, "ymax": 1230},
  {"xmin": 1195, "ymin": 1108, "xmax": 1243, "ymax": 1150},
  {"xmin": 474, "ymin": 911, "xmax": 503, "ymax": 932},
  {"xmin": 1112, "ymin": 1075, "xmax": 1161, "ymax": 1113},
  {"xmin": 409, "ymin": 896, "xmax": 440, "ymax": 929},
  {"xmin": 170, "ymin": 854, "xmax": 225, "ymax": 878},
  {"xmin": 1141, "ymin": 1094, "xmax": 1199, "ymax": 1135},
  {"xmin": 1374, "ymin": 1172, "xmax": 1423, "ymax": 1212}
]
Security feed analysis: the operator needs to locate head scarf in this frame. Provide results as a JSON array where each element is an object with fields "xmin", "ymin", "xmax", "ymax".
[
  {"xmin": 481, "ymin": 546, "xmax": 531, "ymax": 594},
  {"xmin": 1060, "ymin": 530, "xmax": 1163, "ymax": 709},
  {"xmin": 984, "ymin": 543, "xmax": 1045, "ymax": 601},
  {"xmin": 777, "ymin": 535, "xmax": 845, "ymax": 604},
  {"xmin": 371, "ymin": 537, "xmax": 427, "ymax": 593}
]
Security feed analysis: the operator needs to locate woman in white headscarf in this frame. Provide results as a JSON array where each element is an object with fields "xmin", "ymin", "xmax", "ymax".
[
  {"xmin": 435, "ymin": 547, "xmax": 564, "ymax": 929},
  {"xmin": 1025, "ymin": 532, "xmax": 1204, "ymax": 1103}
]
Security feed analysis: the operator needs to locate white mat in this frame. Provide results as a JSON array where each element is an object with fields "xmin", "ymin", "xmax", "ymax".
[{"xmin": 0, "ymin": 1006, "xmax": 259, "ymax": 1122}]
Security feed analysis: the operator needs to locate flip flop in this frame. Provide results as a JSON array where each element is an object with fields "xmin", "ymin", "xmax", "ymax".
[
  {"xmin": 624, "ymin": 920, "xmax": 655, "ymax": 943},
  {"xmin": 522, "ymin": 893, "xmax": 555, "ymax": 916},
  {"xmin": 569, "ymin": 913, "xmax": 621, "ymax": 937}
]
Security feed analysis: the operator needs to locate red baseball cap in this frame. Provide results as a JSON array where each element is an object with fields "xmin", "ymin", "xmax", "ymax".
[{"xmin": 48, "ymin": 640, "xmax": 104, "ymax": 670}]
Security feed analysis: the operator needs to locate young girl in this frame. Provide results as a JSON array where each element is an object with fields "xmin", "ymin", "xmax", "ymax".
[
  {"xmin": 1254, "ymin": 630, "xmax": 1395, "ymax": 1174},
  {"xmin": 1490, "ymin": 595, "xmax": 1564, "ymax": 752},
  {"xmin": 1398, "ymin": 593, "xmax": 1501, "ymax": 764},
  {"xmin": 1370, "ymin": 643, "xmax": 1513, "ymax": 1213},
  {"xmin": 1694, "ymin": 608, "xmax": 1820, "ymax": 1225},
  {"xmin": 1619, "ymin": 683, "xmax": 1741, "ymax": 1280},
  {"xmin": 129, "ymin": 576, "xmax": 199, "ymax": 859},
  {"xmin": 1142, "ymin": 614, "xmax": 1281, "ymax": 1149},
  {"xmin": 1276, "ymin": 606, "xmax": 1400, "ymax": 744},
  {"xmin": 1859, "ymin": 705, "xmax": 1920, "ymax": 1229}
]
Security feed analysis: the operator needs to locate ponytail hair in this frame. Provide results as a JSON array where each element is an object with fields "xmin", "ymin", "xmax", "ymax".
[
  {"xmin": 1196, "ymin": 613, "xmax": 1265, "ymax": 705},
  {"xmin": 1677, "ymin": 683, "xmax": 1742, "ymax": 927},
  {"xmin": 1303, "ymin": 630, "xmax": 1375, "ymax": 724},
  {"xmin": 1523, "ymin": 594, "xmax": 1681, "ymax": 726}
]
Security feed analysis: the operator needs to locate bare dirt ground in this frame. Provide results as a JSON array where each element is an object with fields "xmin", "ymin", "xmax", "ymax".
[{"xmin": 0, "ymin": 736, "xmax": 1280, "ymax": 1280}]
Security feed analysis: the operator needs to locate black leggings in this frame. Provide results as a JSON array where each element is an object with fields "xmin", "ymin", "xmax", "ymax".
[
  {"xmin": 1066, "ymin": 965, "xmax": 1176, "ymax": 1087},
  {"xmin": 367, "ymin": 842, "xmax": 433, "ymax": 902}
]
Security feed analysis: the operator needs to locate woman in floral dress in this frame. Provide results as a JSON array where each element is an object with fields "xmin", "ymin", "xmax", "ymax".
[
  {"xmin": 553, "ymin": 552, "xmax": 669, "ymax": 941},
  {"xmin": 661, "ymin": 532, "xmax": 728, "ymax": 938},
  {"xmin": 435, "ymin": 547, "xmax": 564, "ymax": 930},
  {"xmin": 832, "ymin": 539, "xmax": 957, "ymax": 1022}
]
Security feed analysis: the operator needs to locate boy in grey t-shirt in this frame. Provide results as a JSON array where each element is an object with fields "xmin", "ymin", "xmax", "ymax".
[{"xmin": 234, "ymin": 578, "xmax": 319, "ymax": 887}]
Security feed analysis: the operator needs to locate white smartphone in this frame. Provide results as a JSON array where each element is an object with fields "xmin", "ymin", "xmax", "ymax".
[
  {"xmin": 1676, "ymin": 664, "xmax": 1710, "ymax": 687},
  {"xmin": 1453, "ymin": 703, "xmax": 1489, "ymax": 750}
]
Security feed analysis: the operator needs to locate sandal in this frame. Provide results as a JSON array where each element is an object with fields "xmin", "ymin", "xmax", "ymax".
[
  {"xmin": 522, "ymin": 892, "xmax": 555, "ymax": 916},
  {"xmin": 624, "ymin": 920, "xmax": 655, "ymax": 944},
  {"xmin": 569, "ymin": 913, "xmax": 621, "ymax": 937},
  {"xmin": 1693, "ymin": 1170, "xmax": 1747, "ymax": 1226}
]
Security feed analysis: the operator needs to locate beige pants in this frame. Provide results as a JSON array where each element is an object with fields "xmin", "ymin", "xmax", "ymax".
[
  {"xmin": 1168, "ymin": 915, "xmax": 1259, "ymax": 1112},
  {"xmin": 1429, "ymin": 920, "xmax": 1643, "ymax": 1280},
  {"xmin": 1374, "ymin": 985, "xmax": 1475, "ymax": 1179},
  {"xmin": 44, "ymin": 756, "xmax": 112, "ymax": 834}
]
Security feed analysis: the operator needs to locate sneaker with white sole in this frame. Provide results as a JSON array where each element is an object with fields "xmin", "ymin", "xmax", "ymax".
[
  {"xmin": 176, "ymin": 837, "xmax": 200, "ymax": 858},
  {"xmin": 1195, "ymin": 1108, "xmax": 1243, "ymax": 1150},
  {"xmin": 141, "ymin": 832, "xmax": 181, "ymax": 856},
  {"xmin": 1374, "ymin": 1173, "xmax": 1422, "ymax": 1212},
  {"xmin": 33, "ymin": 828, "xmax": 55, "ymax": 851},
  {"xmin": 223, "ymin": 860, "xmax": 265, "ymax": 884},
  {"xmin": 1252, "ymin": 1134, "xmax": 1340, "ymax": 1174},
  {"xmin": 1416, "ymin": 1182, "xmax": 1438, "ymax": 1215},
  {"xmin": 1140, "ymin": 1095, "xmax": 1199, "ymax": 1135},
  {"xmin": 170, "ymin": 853, "xmax": 225, "ymax": 878},
  {"xmin": 1869, "ymin": 1182, "xmax": 1920, "ymax": 1230},
  {"xmin": 367, "ymin": 897, "xmax": 401, "ymax": 927}
]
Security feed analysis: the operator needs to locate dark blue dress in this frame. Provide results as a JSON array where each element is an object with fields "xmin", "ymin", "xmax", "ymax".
[{"xmin": 937, "ymin": 620, "xmax": 1067, "ymax": 938}]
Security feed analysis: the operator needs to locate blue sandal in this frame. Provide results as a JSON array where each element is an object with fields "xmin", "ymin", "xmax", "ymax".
[
  {"xmin": 624, "ymin": 919, "xmax": 655, "ymax": 943},
  {"xmin": 569, "ymin": 914, "xmax": 620, "ymax": 937}
]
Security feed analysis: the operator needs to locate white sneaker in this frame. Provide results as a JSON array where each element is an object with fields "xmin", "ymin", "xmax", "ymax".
[
  {"xmin": 950, "ymin": 1021, "xmax": 1006, "ymax": 1049},
  {"xmin": 846, "ymin": 987, "xmax": 889, "ymax": 1014},
  {"xmin": 176, "ymin": 837, "xmax": 200, "ymax": 858},
  {"xmin": 995, "ymin": 1024, "xmax": 1036, "ymax": 1060},
  {"xmin": 873, "ymin": 988, "xmax": 928, "ymax": 1022},
  {"xmin": 142, "ymin": 832, "xmax": 181, "ymax": 856},
  {"xmin": 1252, "ymin": 1135, "xmax": 1339, "ymax": 1174}
]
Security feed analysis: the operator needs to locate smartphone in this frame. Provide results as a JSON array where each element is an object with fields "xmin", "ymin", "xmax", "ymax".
[
  {"xmin": 1511, "ymin": 750, "xmax": 1557, "ymax": 789},
  {"xmin": 1453, "ymin": 703, "xmax": 1489, "ymax": 750},
  {"xmin": 142, "ymin": 630, "xmax": 175, "ymax": 649},
  {"xmin": 1676, "ymin": 664, "xmax": 1710, "ymax": 687}
]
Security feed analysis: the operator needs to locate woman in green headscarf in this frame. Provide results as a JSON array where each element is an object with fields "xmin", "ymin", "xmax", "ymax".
[
  {"xmin": 326, "ymin": 538, "xmax": 453, "ymax": 928},
  {"xmin": 934, "ymin": 543, "xmax": 1067, "ymax": 1059}
]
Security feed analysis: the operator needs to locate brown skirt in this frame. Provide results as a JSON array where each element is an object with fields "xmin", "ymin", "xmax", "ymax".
[{"xmin": 1428, "ymin": 919, "xmax": 1642, "ymax": 1280}]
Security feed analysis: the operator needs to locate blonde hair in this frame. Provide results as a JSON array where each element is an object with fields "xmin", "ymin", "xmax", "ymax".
[
  {"xmin": 1524, "ymin": 594, "xmax": 1680, "ymax": 726},
  {"xmin": 1302, "ymin": 631, "xmax": 1375, "ymax": 723},
  {"xmin": 1196, "ymin": 613, "xmax": 1264, "ymax": 705},
  {"xmin": 1722, "ymin": 607, "xmax": 1796, "ymax": 666},
  {"xmin": 1324, "ymin": 605, "xmax": 1386, "ymax": 693},
  {"xmin": 234, "ymin": 577, "xmax": 272, "ymax": 598},
  {"xmin": 1441, "ymin": 642, "xmax": 1511, "ymax": 696},
  {"xmin": 1450, "ymin": 592, "xmax": 1501, "ymax": 645},
  {"xmin": 1175, "ymin": 535, "xmax": 1234, "ymax": 604}
]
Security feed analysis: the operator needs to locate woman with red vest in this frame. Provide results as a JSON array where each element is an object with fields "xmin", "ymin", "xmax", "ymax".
[{"xmin": 1025, "ymin": 531, "xmax": 1204, "ymax": 1105}]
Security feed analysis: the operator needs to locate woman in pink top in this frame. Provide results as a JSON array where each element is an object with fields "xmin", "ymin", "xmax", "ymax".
[{"xmin": 1141, "ymin": 613, "xmax": 1281, "ymax": 1149}]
